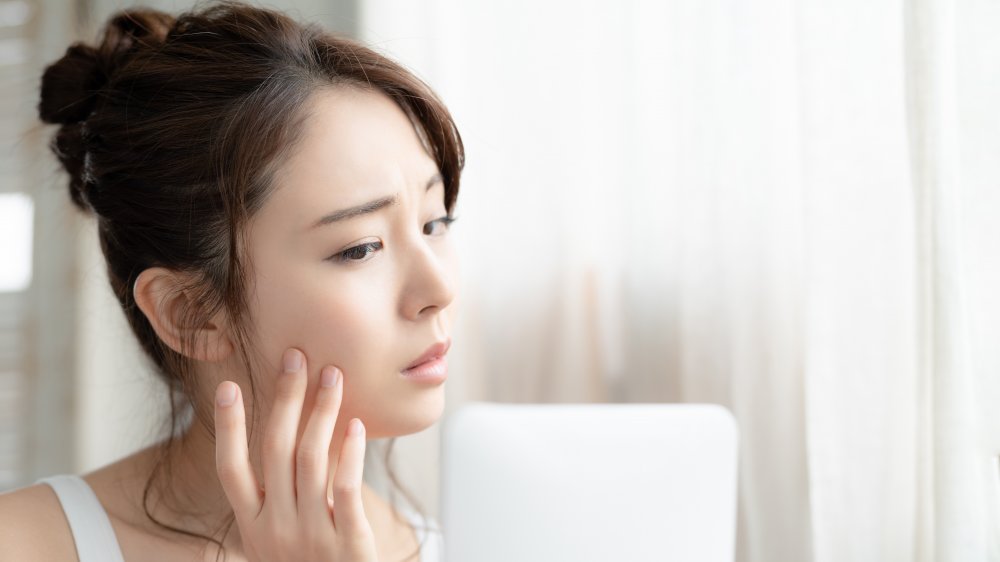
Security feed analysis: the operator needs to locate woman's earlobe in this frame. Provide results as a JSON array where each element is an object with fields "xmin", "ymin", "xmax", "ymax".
[{"xmin": 133, "ymin": 267, "xmax": 235, "ymax": 362}]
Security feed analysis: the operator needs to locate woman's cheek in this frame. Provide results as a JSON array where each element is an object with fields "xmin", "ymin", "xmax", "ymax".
[
  {"xmin": 255, "ymin": 259, "xmax": 395, "ymax": 371},
  {"xmin": 252, "ymin": 294, "xmax": 313, "ymax": 360},
  {"xmin": 303, "ymin": 293, "xmax": 385, "ymax": 369}
]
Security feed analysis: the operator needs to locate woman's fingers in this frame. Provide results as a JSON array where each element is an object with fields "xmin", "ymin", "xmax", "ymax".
[
  {"xmin": 330, "ymin": 418, "xmax": 371, "ymax": 538},
  {"xmin": 261, "ymin": 348, "xmax": 309, "ymax": 511},
  {"xmin": 214, "ymin": 381, "xmax": 261, "ymax": 518},
  {"xmin": 296, "ymin": 366, "xmax": 343, "ymax": 523},
  {"xmin": 215, "ymin": 349, "xmax": 379, "ymax": 560}
]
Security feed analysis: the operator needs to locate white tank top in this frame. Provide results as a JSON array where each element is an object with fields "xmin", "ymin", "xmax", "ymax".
[{"xmin": 37, "ymin": 474, "xmax": 444, "ymax": 562}]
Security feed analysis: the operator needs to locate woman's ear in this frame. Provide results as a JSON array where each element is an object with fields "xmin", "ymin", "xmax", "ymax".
[{"xmin": 133, "ymin": 267, "xmax": 235, "ymax": 362}]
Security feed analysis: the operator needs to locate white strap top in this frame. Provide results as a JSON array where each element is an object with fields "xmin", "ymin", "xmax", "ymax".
[
  {"xmin": 36, "ymin": 474, "xmax": 126, "ymax": 562},
  {"xmin": 37, "ymin": 474, "xmax": 443, "ymax": 562}
]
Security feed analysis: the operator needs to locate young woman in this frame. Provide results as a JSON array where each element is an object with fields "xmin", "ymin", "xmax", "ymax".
[{"xmin": 0, "ymin": 2, "xmax": 462, "ymax": 560}]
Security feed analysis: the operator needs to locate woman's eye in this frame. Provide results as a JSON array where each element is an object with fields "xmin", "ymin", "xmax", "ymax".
[
  {"xmin": 331, "ymin": 241, "xmax": 382, "ymax": 263},
  {"xmin": 424, "ymin": 215, "xmax": 457, "ymax": 236}
]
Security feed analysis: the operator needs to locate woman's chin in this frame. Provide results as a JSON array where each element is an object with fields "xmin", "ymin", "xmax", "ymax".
[{"xmin": 367, "ymin": 394, "xmax": 446, "ymax": 439}]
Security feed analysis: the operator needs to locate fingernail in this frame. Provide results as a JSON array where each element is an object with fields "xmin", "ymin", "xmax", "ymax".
[
  {"xmin": 217, "ymin": 383, "xmax": 237, "ymax": 407},
  {"xmin": 321, "ymin": 366, "xmax": 340, "ymax": 388},
  {"xmin": 283, "ymin": 348, "xmax": 303, "ymax": 373},
  {"xmin": 350, "ymin": 418, "xmax": 365, "ymax": 437}
]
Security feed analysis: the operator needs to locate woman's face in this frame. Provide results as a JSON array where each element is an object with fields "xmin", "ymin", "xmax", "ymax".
[{"xmin": 241, "ymin": 86, "xmax": 459, "ymax": 440}]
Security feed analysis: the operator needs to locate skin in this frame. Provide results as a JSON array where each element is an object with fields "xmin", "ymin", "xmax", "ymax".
[{"xmin": 0, "ymin": 86, "xmax": 459, "ymax": 561}]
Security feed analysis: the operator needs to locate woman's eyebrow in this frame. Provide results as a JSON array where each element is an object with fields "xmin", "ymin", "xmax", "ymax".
[
  {"xmin": 309, "ymin": 172, "xmax": 443, "ymax": 229},
  {"xmin": 310, "ymin": 195, "xmax": 396, "ymax": 228}
]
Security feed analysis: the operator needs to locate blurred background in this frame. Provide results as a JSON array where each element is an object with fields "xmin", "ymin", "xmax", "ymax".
[{"xmin": 2, "ymin": 0, "xmax": 999, "ymax": 560}]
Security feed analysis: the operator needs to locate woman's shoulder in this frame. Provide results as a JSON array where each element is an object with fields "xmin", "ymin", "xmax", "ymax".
[{"xmin": 0, "ymin": 481, "xmax": 78, "ymax": 560}]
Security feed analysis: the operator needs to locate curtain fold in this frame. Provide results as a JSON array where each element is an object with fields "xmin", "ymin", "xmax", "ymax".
[{"xmin": 907, "ymin": 0, "xmax": 998, "ymax": 559}]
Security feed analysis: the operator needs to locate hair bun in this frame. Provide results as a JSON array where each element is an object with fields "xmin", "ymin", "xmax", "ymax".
[
  {"xmin": 38, "ymin": 8, "xmax": 175, "ymax": 212},
  {"xmin": 38, "ymin": 43, "xmax": 102, "ymax": 125},
  {"xmin": 39, "ymin": 42, "xmax": 102, "ymax": 212},
  {"xmin": 38, "ymin": 9, "xmax": 174, "ymax": 125}
]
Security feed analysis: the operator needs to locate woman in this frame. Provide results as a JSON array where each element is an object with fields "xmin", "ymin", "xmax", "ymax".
[{"xmin": 0, "ymin": 2, "xmax": 462, "ymax": 560}]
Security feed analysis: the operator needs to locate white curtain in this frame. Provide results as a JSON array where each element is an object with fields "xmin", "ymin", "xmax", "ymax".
[{"xmin": 358, "ymin": 1, "xmax": 1000, "ymax": 560}]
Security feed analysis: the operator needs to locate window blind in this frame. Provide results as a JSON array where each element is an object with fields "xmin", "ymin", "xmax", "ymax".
[
  {"xmin": 0, "ymin": 0, "xmax": 36, "ymax": 490},
  {"xmin": 1, "ymin": 0, "xmax": 79, "ymax": 490}
]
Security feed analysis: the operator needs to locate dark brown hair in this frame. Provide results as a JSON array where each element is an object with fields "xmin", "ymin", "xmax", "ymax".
[{"xmin": 37, "ymin": 1, "xmax": 463, "ymax": 559}]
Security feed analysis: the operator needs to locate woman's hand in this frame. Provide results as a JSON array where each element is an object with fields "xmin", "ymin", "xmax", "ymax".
[{"xmin": 213, "ymin": 348, "xmax": 378, "ymax": 562}]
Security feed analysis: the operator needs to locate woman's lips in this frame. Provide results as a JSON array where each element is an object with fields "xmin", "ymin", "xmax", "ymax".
[
  {"xmin": 401, "ymin": 339, "xmax": 451, "ymax": 383},
  {"xmin": 401, "ymin": 356, "xmax": 448, "ymax": 382},
  {"xmin": 403, "ymin": 339, "xmax": 451, "ymax": 371}
]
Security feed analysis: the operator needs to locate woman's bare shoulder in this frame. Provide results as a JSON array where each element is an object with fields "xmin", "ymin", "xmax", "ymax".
[{"xmin": 0, "ymin": 482, "xmax": 78, "ymax": 560}]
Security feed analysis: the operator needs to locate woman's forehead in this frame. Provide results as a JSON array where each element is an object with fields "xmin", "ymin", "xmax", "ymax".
[{"xmin": 257, "ymin": 87, "xmax": 440, "ymax": 236}]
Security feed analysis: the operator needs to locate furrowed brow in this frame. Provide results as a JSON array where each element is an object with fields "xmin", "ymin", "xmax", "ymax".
[
  {"xmin": 310, "ymin": 171, "xmax": 443, "ymax": 229},
  {"xmin": 310, "ymin": 196, "xmax": 397, "ymax": 229}
]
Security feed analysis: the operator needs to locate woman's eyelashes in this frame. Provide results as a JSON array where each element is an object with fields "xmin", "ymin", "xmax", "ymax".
[
  {"xmin": 329, "ymin": 215, "xmax": 457, "ymax": 263},
  {"xmin": 333, "ymin": 241, "xmax": 382, "ymax": 263},
  {"xmin": 423, "ymin": 215, "xmax": 457, "ymax": 236}
]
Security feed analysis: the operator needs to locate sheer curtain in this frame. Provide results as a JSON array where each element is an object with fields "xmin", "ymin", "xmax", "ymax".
[{"xmin": 359, "ymin": 0, "xmax": 1000, "ymax": 560}]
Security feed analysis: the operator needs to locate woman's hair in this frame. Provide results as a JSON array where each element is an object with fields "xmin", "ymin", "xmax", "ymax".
[{"xmin": 37, "ymin": 1, "xmax": 463, "ymax": 559}]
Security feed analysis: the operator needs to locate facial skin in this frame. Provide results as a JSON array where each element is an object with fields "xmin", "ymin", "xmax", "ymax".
[{"xmin": 243, "ymin": 85, "xmax": 459, "ymax": 441}]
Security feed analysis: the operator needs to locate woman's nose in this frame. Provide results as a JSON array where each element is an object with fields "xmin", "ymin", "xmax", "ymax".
[{"xmin": 401, "ymin": 239, "xmax": 457, "ymax": 320}]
